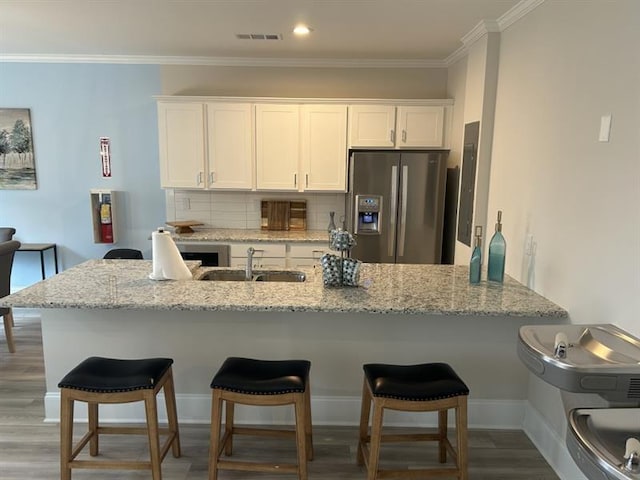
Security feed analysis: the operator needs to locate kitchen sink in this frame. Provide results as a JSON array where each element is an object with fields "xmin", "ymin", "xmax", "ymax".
[
  {"xmin": 518, "ymin": 324, "xmax": 640, "ymax": 403},
  {"xmin": 198, "ymin": 270, "xmax": 248, "ymax": 281},
  {"xmin": 197, "ymin": 270, "xmax": 306, "ymax": 283},
  {"xmin": 254, "ymin": 271, "xmax": 306, "ymax": 282},
  {"xmin": 567, "ymin": 408, "xmax": 640, "ymax": 480}
]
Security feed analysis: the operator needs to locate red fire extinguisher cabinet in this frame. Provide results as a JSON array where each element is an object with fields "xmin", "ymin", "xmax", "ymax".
[{"xmin": 90, "ymin": 189, "xmax": 117, "ymax": 244}]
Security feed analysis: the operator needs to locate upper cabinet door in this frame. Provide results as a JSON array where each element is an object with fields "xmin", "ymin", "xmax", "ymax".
[
  {"xmin": 348, "ymin": 105, "xmax": 396, "ymax": 148},
  {"xmin": 301, "ymin": 105, "xmax": 348, "ymax": 192},
  {"xmin": 255, "ymin": 104, "xmax": 300, "ymax": 191},
  {"xmin": 157, "ymin": 102, "xmax": 205, "ymax": 188},
  {"xmin": 206, "ymin": 103, "xmax": 253, "ymax": 190},
  {"xmin": 395, "ymin": 106, "xmax": 444, "ymax": 148}
]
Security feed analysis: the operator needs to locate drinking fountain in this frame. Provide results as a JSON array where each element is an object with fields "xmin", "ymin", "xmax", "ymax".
[{"xmin": 518, "ymin": 324, "xmax": 640, "ymax": 479}]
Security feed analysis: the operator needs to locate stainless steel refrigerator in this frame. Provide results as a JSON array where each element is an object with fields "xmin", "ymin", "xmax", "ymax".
[{"xmin": 346, "ymin": 151, "xmax": 448, "ymax": 264}]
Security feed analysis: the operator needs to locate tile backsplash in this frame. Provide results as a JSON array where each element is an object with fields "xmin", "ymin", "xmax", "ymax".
[{"xmin": 165, "ymin": 190, "xmax": 346, "ymax": 231}]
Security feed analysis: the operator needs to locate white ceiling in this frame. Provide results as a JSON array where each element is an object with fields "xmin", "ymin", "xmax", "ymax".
[{"xmin": 0, "ymin": 0, "xmax": 523, "ymax": 65}]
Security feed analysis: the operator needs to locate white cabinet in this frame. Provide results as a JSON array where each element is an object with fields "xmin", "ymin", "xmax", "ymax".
[
  {"xmin": 396, "ymin": 106, "xmax": 444, "ymax": 148},
  {"xmin": 287, "ymin": 243, "xmax": 328, "ymax": 268},
  {"xmin": 348, "ymin": 105, "xmax": 444, "ymax": 149},
  {"xmin": 157, "ymin": 102, "xmax": 205, "ymax": 189},
  {"xmin": 255, "ymin": 104, "xmax": 300, "ymax": 191},
  {"xmin": 301, "ymin": 105, "xmax": 347, "ymax": 192},
  {"xmin": 348, "ymin": 105, "xmax": 396, "ymax": 148},
  {"xmin": 157, "ymin": 101, "xmax": 253, "ymax": 190},
  {"xmin": 256, "ymin": 104, "xmax": 348, "ymax": 192},
  {"xmin": 230, "ymin": 243, "xmax": 287, "ymax": 269},
  {"xmin": 206, "ymin": 103, "xmax": 253, "ymax": 189}
]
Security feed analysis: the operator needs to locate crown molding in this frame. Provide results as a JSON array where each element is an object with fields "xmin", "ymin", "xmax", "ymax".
[
  {"xmin": 497, "ymin": 0, "xmax": 545, "ymax": 30},
  {"xmin": 444, "ymin": 44, "xmax": 469, "ymax": 67},
  {"xmin": 0, "ymin": 53, "xmax": 446, "ymax": 69},
  {"xmin": 445, "ymin": 0, "xmax": 546, "ymax": 66},
  {"xmin": 460, "ymin": 20, "xmax": 500, "ymax": 49}
]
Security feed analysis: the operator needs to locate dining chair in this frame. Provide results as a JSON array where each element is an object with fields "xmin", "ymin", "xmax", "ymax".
[{"xmin": 1, "ymin": 240, "xmax": 21, "ymax": 353}]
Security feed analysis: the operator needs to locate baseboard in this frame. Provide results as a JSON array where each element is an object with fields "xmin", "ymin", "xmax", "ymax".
[
  {"xmin": 44, "ymin": 393, "xmax": 525, "ymax": 429},
  {"xmin": 523, "ymin": 402, "xmax": 588, "ymax": 480}
]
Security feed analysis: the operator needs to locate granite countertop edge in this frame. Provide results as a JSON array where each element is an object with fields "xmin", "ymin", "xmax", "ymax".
[{"xmin": 1, "ymin": 260, "xmax": 568, "ymax": 318}]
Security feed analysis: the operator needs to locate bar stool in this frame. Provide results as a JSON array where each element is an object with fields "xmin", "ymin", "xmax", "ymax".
[
  {"xmin": 209, "ymin": 357, "xmax": 313, "ymax": 480},
  {"xmin": 357, "ymin": 362, "xmax": 469, "ymax": 480},
  {"xmin": 58, "ymin": 357, "xmax": 181, "ymax": 480}
]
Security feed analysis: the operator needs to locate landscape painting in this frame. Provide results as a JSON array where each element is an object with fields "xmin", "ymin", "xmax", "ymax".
[{"xmin": 0, "ymin": 108, "xmax": 37, "ymax": 189}]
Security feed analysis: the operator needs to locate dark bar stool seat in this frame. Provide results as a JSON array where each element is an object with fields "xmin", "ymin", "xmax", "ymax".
[
  {"xmin": 58, "ymin": 357, "xmax": 181, "ymax": 480},
  {"xmin": 358, "ymin": 362, "xmax": 470, "ymax": 480},
  {"xmin": 209, "ymin": 357, "xmax": 313, "ymax": 480}
]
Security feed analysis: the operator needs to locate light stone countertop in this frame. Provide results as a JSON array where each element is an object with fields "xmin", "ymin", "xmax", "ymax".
[
  {"xmin": 170, "ymin": 228, "xmax": 328, "ymax": 243},
  {"xmin": 2, "ymin": 260, "xmax": 567, "ymax": 317}
]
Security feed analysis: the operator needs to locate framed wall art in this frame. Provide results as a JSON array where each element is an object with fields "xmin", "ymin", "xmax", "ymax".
[{"xmin": 0, "ymin": 108, "xmax": 37, "ymax": 190}]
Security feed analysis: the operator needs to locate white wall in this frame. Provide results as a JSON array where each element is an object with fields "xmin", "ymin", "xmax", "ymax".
[
  {"xmin": 489, "ymin": 0, "xmax": 640, "ymax": 477},
  {"xmin": 446, "ymin": 56, "xmax": 468, "ymax": 170},
  {"xmin": 453, "ymin": 32, "xmax": 501, "ymax": 264},
  {"xmin": 161, "ymin": 65, "xmax": 448, "ymax": 98}
]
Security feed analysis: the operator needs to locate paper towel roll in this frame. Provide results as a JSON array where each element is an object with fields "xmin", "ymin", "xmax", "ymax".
[{"xmin": 149, "ymin": 228, "xmax": 192, "ymax": 281}]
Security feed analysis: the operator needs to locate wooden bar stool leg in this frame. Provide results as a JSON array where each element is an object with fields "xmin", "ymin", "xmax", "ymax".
[
  {"xmin": 438, "ymin": 408, "xmax": 448, "ymax": 463},
  {"xmin": 3, "ymin": 310, "xmax": 15, "ymax": 353},
  {"xmin": 367, "ymin": 401, "xmax": 384, "ymax": 480},
  {"xmin": 88, "ymin": 402, "xmax": 99, "ymax": 456},
  {"xmin": 163, "ymin": 370, "xmax": 181, "ymax": 457},
  {"xmin": 294, "ymin": 394, "xmax": 308, "ymax": 480},
  {"xmin": 60, "ymin": 390, "xmax": 74, "ymax": 480},
  {"xmin": 144, "ymin": 391, "xmax": 162, "ymax": 480},
  {"xmin": 457, "ymin": 397, "xmax": 469, "ymax": 480},
  {"xmin": 224, "ymin": 400, "xmax": 234, "ymax": 456},
  {"xmin": 304, "ymin": 382, "xmax": 314, "ymax": 461},
  {"xmin": 209, "ymin": 390, "xmax": 223, "ymax": 480},
  {"xmin": 357, "ymin": 378, "xmax": 372, "ymax": 466}
]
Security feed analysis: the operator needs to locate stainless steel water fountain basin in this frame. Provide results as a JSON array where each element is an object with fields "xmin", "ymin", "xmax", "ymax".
[{"xmin": 518, "ymin": 324, "xmax": 640, "ymax": 402}]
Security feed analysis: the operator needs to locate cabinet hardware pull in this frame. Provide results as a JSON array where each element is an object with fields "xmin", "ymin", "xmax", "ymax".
[
  {"xmin": 209, "ymin": 172, "xmax": 215, "ymax": 184},
  {"xmin": 197, "ymin": 172, "xmax": 203, "ymax": 185},
  {"xmin": 389, "ymin": 165, "xmax": 398, "ymax": 257},
  {"xmin": 402, "ymin": 130, "xmax": 407, "ymax": 142},
  {"xmin": 294, "ymin": 173, "xmax": 297, "ymax": 187},
  {"xmin": 390, "ymin": 129, "xmax": 395, "ymax": 143},
  {"xmin": 398, "ymin": 165, "xmax": 408, "ymax": 257},
  {"xmin": 306, "ymin": 174, "xmax": 309, "ymax": 188}
]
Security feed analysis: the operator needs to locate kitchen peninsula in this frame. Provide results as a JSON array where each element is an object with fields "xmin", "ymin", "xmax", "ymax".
[{"xmin": 2, "ymin": 260, "xmax": 567, "ymax": 428}]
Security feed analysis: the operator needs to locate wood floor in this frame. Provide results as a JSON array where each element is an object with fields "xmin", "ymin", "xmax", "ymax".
[{"xmin": 0, "ymin": 315, "xmax": 559, "ymax": 479}]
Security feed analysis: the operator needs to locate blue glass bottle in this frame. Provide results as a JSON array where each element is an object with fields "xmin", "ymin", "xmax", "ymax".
[
  {"xmin": 487, "ymin": 211, "xmax": 506, "ymax": 282},
  {"xmin": 469, "ymin": 226, "xmax": 482, "ymax": 284}
]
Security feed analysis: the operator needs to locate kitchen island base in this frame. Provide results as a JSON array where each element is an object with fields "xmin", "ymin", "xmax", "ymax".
[{"xmin": 40, "ymin": 308, "xmax": 558, "ymax": 428}]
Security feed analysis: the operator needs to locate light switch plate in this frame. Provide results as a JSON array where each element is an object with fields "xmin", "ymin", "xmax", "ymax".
[{"xmin": 598, "ymin": 114, "xmax": 612, "ymax": 142}]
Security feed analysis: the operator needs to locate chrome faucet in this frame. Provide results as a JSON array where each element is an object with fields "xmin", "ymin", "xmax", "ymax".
[
  {"xmin": 625, "ymin": 451, "xmax": 639, "ymax": 472},
  {"xmin": 246, "ymin": 247, "xmax": 255, "ymax": 280}
]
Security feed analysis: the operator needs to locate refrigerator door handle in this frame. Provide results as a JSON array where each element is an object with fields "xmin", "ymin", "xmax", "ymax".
[
  {"xmin": 398, "ymin": 165, "xmax": 409, "ymax": 257},
  {"xmin": 388, "ymin": 165, "xmax": 398, "ymax": 257}
]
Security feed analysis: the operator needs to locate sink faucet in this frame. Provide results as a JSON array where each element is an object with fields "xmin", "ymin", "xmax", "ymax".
[{"xmin": 246, "ymin": 247, "xmax": 255, "ymax": 280}]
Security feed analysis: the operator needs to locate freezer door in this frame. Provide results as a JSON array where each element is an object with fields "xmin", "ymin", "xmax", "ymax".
[
  {"xmin": 396, "ymin": 152, "xmax": 447, "ymax": 264},
  {"xmin": 348, "ymin": 152, "xmax": 400, "ymax": 263}
]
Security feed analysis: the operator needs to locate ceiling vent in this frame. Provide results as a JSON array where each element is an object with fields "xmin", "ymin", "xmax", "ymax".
[{"xmin": 236, "ymin": 33, "xmax": 282, "ymax": 41}]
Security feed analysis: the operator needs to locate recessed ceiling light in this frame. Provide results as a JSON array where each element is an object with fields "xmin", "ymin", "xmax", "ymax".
[{"xmin": 293, "ymin": 25, "xmax": 312, "ymax": 36}]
